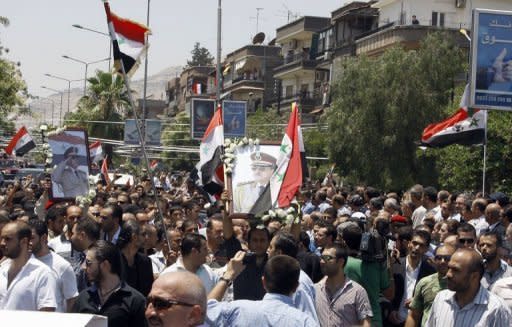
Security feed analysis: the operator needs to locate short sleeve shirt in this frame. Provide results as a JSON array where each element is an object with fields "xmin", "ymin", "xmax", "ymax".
[
  {"xmin": 0, "ymin": 257, "xmax": 58, "ymax": 310},
  {"xmin": 410, "ymin": 273, "xmax": 446, "ymax": 327},
  {"xmin": 315, "ymin": 278, "xmax": 373, "ymax": 327}
]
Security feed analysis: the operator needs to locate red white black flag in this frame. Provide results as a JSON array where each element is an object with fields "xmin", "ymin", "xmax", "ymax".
[{"xmin": 5, "ymin": 126, "xmax": 36, "ymax": 157}]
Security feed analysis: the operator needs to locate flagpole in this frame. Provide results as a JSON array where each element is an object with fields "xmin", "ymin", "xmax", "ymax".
[
  {"xmin": 141, "ymin": 0, "xmax": 151, "ymax": 145},
  {"xmin": 482, "ymin": 110, "xmax": 488, "ymax": 195},
  {"xmin": 103, "ymin": 1, "xmax": 173, "ymax": 253}
]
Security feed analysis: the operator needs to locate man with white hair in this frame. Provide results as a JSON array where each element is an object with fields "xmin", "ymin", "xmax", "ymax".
[{"xmin": 384, "ymin": 198, "xmax": 400, "ymax": 215}]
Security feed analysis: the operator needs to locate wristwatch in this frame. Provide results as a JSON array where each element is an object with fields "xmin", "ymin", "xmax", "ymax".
[{"xmin": 219, "ymin": 275, "xmax": 232, "ymax": 286}]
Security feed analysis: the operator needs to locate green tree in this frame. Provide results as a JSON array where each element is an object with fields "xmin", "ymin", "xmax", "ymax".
[
  {"xmin": 327, "ymin": 32, "xmax": 465, "ymax": 191},
  {"xmin": 161, "ymin": 111, "xmax": 199, "ymax": 171},
  {"xmin": 246, "ymin": 108, "xmax": 287, "ymax": 141},
  {"xmin": 186, "ymin": 42, "xmax": 214, "ymax": 67},
  {"xmin": 67, "ymin": 71, "xmax": 129, "ymax": 159}
]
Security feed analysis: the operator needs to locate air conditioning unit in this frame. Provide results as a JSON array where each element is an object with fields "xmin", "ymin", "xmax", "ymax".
[{"xmin": 455, "ymin": 0, "xmax": 466, "ymax": 8}]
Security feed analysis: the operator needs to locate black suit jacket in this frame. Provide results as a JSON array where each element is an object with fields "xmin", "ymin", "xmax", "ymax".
[
  {"xmin": 121, "ymin": 252, "xmax": 154, "ymax": 297},
  {"xmin": 391, "ymin": 256, "xmax": 436, "ymax": 310}
]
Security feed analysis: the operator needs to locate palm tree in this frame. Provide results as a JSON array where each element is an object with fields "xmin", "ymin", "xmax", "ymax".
[{"xmin": 69, "ymin": 71, "xmax": 130, "ymax": 159}]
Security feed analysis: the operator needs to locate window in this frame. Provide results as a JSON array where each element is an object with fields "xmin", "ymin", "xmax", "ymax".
[
  {"xmin": 285, "ymin": 85, "xmax": 293, "ymax": 98},
  {"xmin": 432, "ymin": 12, "xmax": 445, "ymax": 27}
]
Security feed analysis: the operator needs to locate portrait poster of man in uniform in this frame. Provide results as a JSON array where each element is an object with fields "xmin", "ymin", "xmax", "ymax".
[
  {"xmin": 232, "ymin": 145, "xmax": 279, "ymax": 213},
  {"xmin": 48, "ymin": 129, "xmax": 90, "ymax": 200}
]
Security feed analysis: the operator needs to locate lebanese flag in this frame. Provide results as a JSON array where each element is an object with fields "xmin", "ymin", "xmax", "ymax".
[
  {"xmin": 196, "ymin": 104, "xmax": 224, "ymax": 196},
  {"xmin": 101, "ymin": 156, "xmax": 111, "ymax": 185},
  {"xmin": 5, "ymin": 126, "xmax": 36, "ymax": 157},
  {"xmin": 250, "ymin": 102, "xmax": 306, "ymax": 215},
  {"xmin": 103, "ymin": 1, "xmax": 151, "ymax": 77},
  {"xmin": 421, "ymin": 85, "xmax": 486, "ymax": 147},
  {"xmin": 89, "ymin": 141, "xmax": 103, "ymax": 163}
]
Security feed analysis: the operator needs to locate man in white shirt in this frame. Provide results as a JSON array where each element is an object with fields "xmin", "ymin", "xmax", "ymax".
[
  {"xmin": 469, "ymin": 198, "xmax": 489, "ymax": 237},
  {"xmin": 0, "ymin": 221, "xmax": 57, "ymax": 311},
  {"xmin": 48, "ymin": 205, "xmax": 83, "ymax": 269},
  {"xmin": 161, "ymin": 233, "xmax": 218, "ymax": 294},
  {"xmin": 30, "ymin": 219, "xmax": 78, "ymax": 312}
]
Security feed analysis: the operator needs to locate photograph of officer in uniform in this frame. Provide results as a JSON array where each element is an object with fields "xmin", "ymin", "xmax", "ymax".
[
  {"xmin": 52, "ymin": 146, "xmax": 89, "ymax": 198},
  {"xmin": 233, "ymin": 151, "xmax": 277, "ymax": 213}
]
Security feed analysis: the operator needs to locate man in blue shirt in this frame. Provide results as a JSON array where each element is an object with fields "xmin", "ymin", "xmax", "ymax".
[{"xmin": 206, "ymin": 252, "xmax": 319, "ymax": 327}]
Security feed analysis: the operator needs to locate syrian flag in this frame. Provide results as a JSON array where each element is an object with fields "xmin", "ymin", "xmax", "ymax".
[
  {"xmin": 250, "ymin": 102, "xmax": 306, "ymax": 215},
  {"xmin": 196, "ymin": 104, "xmax": 224, "ymax": 196},
  {"xmin": 103, "ymin": 1, "xmax": 151, "ymax": 77},
  {"xmin": 89, "ymin": 141, "xmax": 103, "ymax": 163},
  {"xmin": 150, "ymin": 160, "xmax": 159, "ymax": 170},
  {"xmin": 5, "ymin": 126, "xmax": 36, "ymax": 157},
  {"xmin": 421, "ymin": 85, "xmax": 487, "ymax": 147},
  {"xmin": 101, "ymin": 156, "xmax": 111, "ymax": 185}
]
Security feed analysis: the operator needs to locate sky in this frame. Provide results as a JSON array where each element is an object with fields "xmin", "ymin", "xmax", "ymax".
[{"xmin": 2, "ymin": 0, "xmax": 350, "ymax": 99}]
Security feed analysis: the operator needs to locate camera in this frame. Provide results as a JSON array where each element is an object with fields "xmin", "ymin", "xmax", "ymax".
[{"xmin": 242, "ymin": 251, "xmax": 256, "ymax": 265}]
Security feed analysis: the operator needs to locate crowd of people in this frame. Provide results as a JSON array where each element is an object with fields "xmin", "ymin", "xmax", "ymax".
[{"xmin": 1, "ymin": 170, "xmax": 512, "ymax": 327}]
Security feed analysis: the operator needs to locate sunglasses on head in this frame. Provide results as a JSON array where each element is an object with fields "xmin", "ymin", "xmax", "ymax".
[{"xmin": 146, "ymin": 296, "xmax": 195, "ymax": 310}]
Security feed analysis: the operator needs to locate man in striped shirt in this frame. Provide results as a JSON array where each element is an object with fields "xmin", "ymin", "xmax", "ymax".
[{"xmin": 426, "ymin": 248, "xmax": 512, "ymax": 327}]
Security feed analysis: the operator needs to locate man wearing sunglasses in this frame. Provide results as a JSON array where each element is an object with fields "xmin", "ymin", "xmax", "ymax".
[
  {"xmin": 146, "ymin": 271, "xmax": 206, "ymax": 327},
  {"xmin": 72, "ymin": 240, "xmax": 147, "ymax": 327},
  {"xmin": 457, "ymin": 223, "xmax": 477, "ymax": 249},
  {"xmin": 405, "ymin": 244, "xmax": 456, "ymax": 327}
]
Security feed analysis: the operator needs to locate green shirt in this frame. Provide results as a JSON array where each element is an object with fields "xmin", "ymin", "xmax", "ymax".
[
  {"xmin": 344, "ymin": 256, "xmax": 390, "ymax": 327},
  {"xmin": 410, "ymin": 272, "xmax": 447, "ymax": 327}
]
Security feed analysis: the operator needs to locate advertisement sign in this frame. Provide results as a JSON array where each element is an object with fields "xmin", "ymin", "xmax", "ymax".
[
  {"xmin": 471, "ymin": 9, "xmax": 512, "ymax": 110},
  {"xmin": 145, "ymin": 120, "xmax": 162, "ymax": 146},
  {"xmin": 191, "ymin": 98, "xmax": 215, "ymax": 139},
  {"xmin": 124, "ymin": 119, "xmax": 141, "ymax": 145},
  {"xmin": 223, "ymin": 100, "xmax": 247, "ymax": 138}
]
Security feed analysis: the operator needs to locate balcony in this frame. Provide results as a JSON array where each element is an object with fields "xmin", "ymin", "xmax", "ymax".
[{"xmin": 274, "ymin": 53, "xmax": 317, "ymax": 78}]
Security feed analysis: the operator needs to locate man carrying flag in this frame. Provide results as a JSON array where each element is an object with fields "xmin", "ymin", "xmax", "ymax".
[
  {"xmin": 196, "ymin": 104, "xmax": 224, "ymax": 197},
  {"xmin": 250, "ymin": 102, "xmax": 306, "ymax": 215},
  {"xmin": 421, "ymin": 84, "xmax": 487, "ymax": 147},
  {"xmin": 89, "ymin": 141, "xmax": 103, "ymax": 164},
  {"xmin": 101, "ymin": 155, "xmax": 111, "ymax": 185},
  {"xmin": 5, "ymin": 126, "xmax": 36, "ymax": 157}
]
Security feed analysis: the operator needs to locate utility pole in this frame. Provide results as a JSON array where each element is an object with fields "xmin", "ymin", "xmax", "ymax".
[
  {"xmin": 216, "ymin": 0, "xmax": 222, "ymax": 103},
  {"xmin": 142, "ymin": 0, "xmax": 151, "ymax": 146}
]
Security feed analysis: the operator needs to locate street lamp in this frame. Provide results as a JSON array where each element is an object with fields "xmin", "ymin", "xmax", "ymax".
[
  {"xmin": 44, "ymin": 73, "xmax": 82, "ymax": 114},
  {"xmin": 71, "ymin": 24, "xmax": 112, "ymax": 70},
  {"xmin": 41, "ymin": 86, "xmax": 64, "ymax": 126},
  {"xmin": 62, "ymin": 55, "xmax": 110, "ymax": 96}
]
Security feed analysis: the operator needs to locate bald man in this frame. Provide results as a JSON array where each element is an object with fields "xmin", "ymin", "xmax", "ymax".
[
  {"xmin": 146, "ymin": 271, "xmax": 206, "ymax": 327},
  {"xmin": 427, "ymin": 249, "xmax": 512, "ymax": 327}
]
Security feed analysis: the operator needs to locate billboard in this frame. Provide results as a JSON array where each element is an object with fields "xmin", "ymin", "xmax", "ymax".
[
  {"xmin": 471, "ymin": 9, "xmax": 512, "ymax": 110},
  {"xmin": 191, "ymin": 98, "xmax": 215, "ymax": 140},
  {"xmin": 124, "ymin": 119, "xmax": 161, "ymax": 145},
  {"xmin": 223, "ymin": 100, "xmax": 247, "ymax": 138}
]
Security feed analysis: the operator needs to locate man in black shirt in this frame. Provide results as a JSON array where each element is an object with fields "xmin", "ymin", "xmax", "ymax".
[{"xmin": 72, "ymin": 240, "xmax": 147, "ymax": 327}]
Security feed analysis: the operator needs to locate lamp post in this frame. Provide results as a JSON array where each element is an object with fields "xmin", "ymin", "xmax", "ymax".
[
  {"xmin": 72, "ymin": 24, "xmax": 112, "ymax": 70},
  {"xmin": 62, "ymin": 55, "xmax": 110, "ymax": 96},
  {"xmin": 44, "ymin": 73, "xmax": 82, "ymax": 114},
  {"xmin": 41, "ymin": 86, "xmax": 64, "ymax": 126}
]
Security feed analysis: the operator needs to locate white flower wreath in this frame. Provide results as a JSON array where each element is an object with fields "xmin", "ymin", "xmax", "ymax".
[
  {"xmin": 260, "ymin": 204, "xmax": 300, "ymax": 226},
  {"xmin": 221, "ymin": 137, "xmax": 260, "ymax": 175}
]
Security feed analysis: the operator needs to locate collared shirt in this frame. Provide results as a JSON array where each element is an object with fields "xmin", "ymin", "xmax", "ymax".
[
  {"xmin": 426, "ymin": 286, "xmax": 512, "ymax": 327},
  {"xmin": 399, "ymin": 257, "xmax": 421, "ymax": 321},
  {"xmin": 37, "ymin": 251, "xmax": 79, "ymax": 312},
  {"xmin": 0, "ymin": 257, "xmax": 58, "ymax": 310},
  {"xmin": 72, "ymin": 282, "xmax": 147, "ymax": 327},
  {"xmin": 206, "ymin": 292, "xmax": 319, "ymax": 327},
  {"xmin": 315, "ymin": 277, "xmax": 372, "ymax": 327},
  {"xmin": 103, "ymin": 226, "xmax": 121, "ymax": 244},
  {"xmin": 48, "ymin": 233, "xmax": 82, "ymax": 274},
  {"xmin": 412, "ymin": 206, "xmax": 426, "ymax": 228},
  {"xmin": 481, "ymin": 260, "xmax": 512, "ymax": 290},
  {"xmin": 491, "ymin": 276, "xmax": 512, "ymax": 311},
  {"xmin": 161, "ymin": 257, "xmax": 219, "ymax": 294},
  {"xmin": 410, "ymin": 273, "xmax": 447, "ymax": 327},
  {"xmin": 469, "ymin": 216, "xmax": 489, "ymax": 237},
  {"xmin": 149, "ymin": 250, "xmax": 166, "ymax": 274},
  {"xmin": 294, "ymin": 270, "xmax": 318, "ymax": 323}
]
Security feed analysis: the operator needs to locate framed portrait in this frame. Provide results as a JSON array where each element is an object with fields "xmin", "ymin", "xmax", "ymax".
[
  {"xmin": 48, "ymin": 128, "xmax": 91, "ymax": 200},
  {"xmin": 124, "ymin": 119, "xmax": 141, "ymax": 145},
  {"xmin": 191, "ymin": 98, "xmax": 215, "ymax": 140},
  {"xmin": 145, "ymin": 120, "xmax": 162, "ymax": 146},
  {"xmin": 231, "ymin": 144, "xmax": 280, "ymax": 213},
  {"xmin": 223, "ymin": 100, "xmax": 247, "ymax": 138}
]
